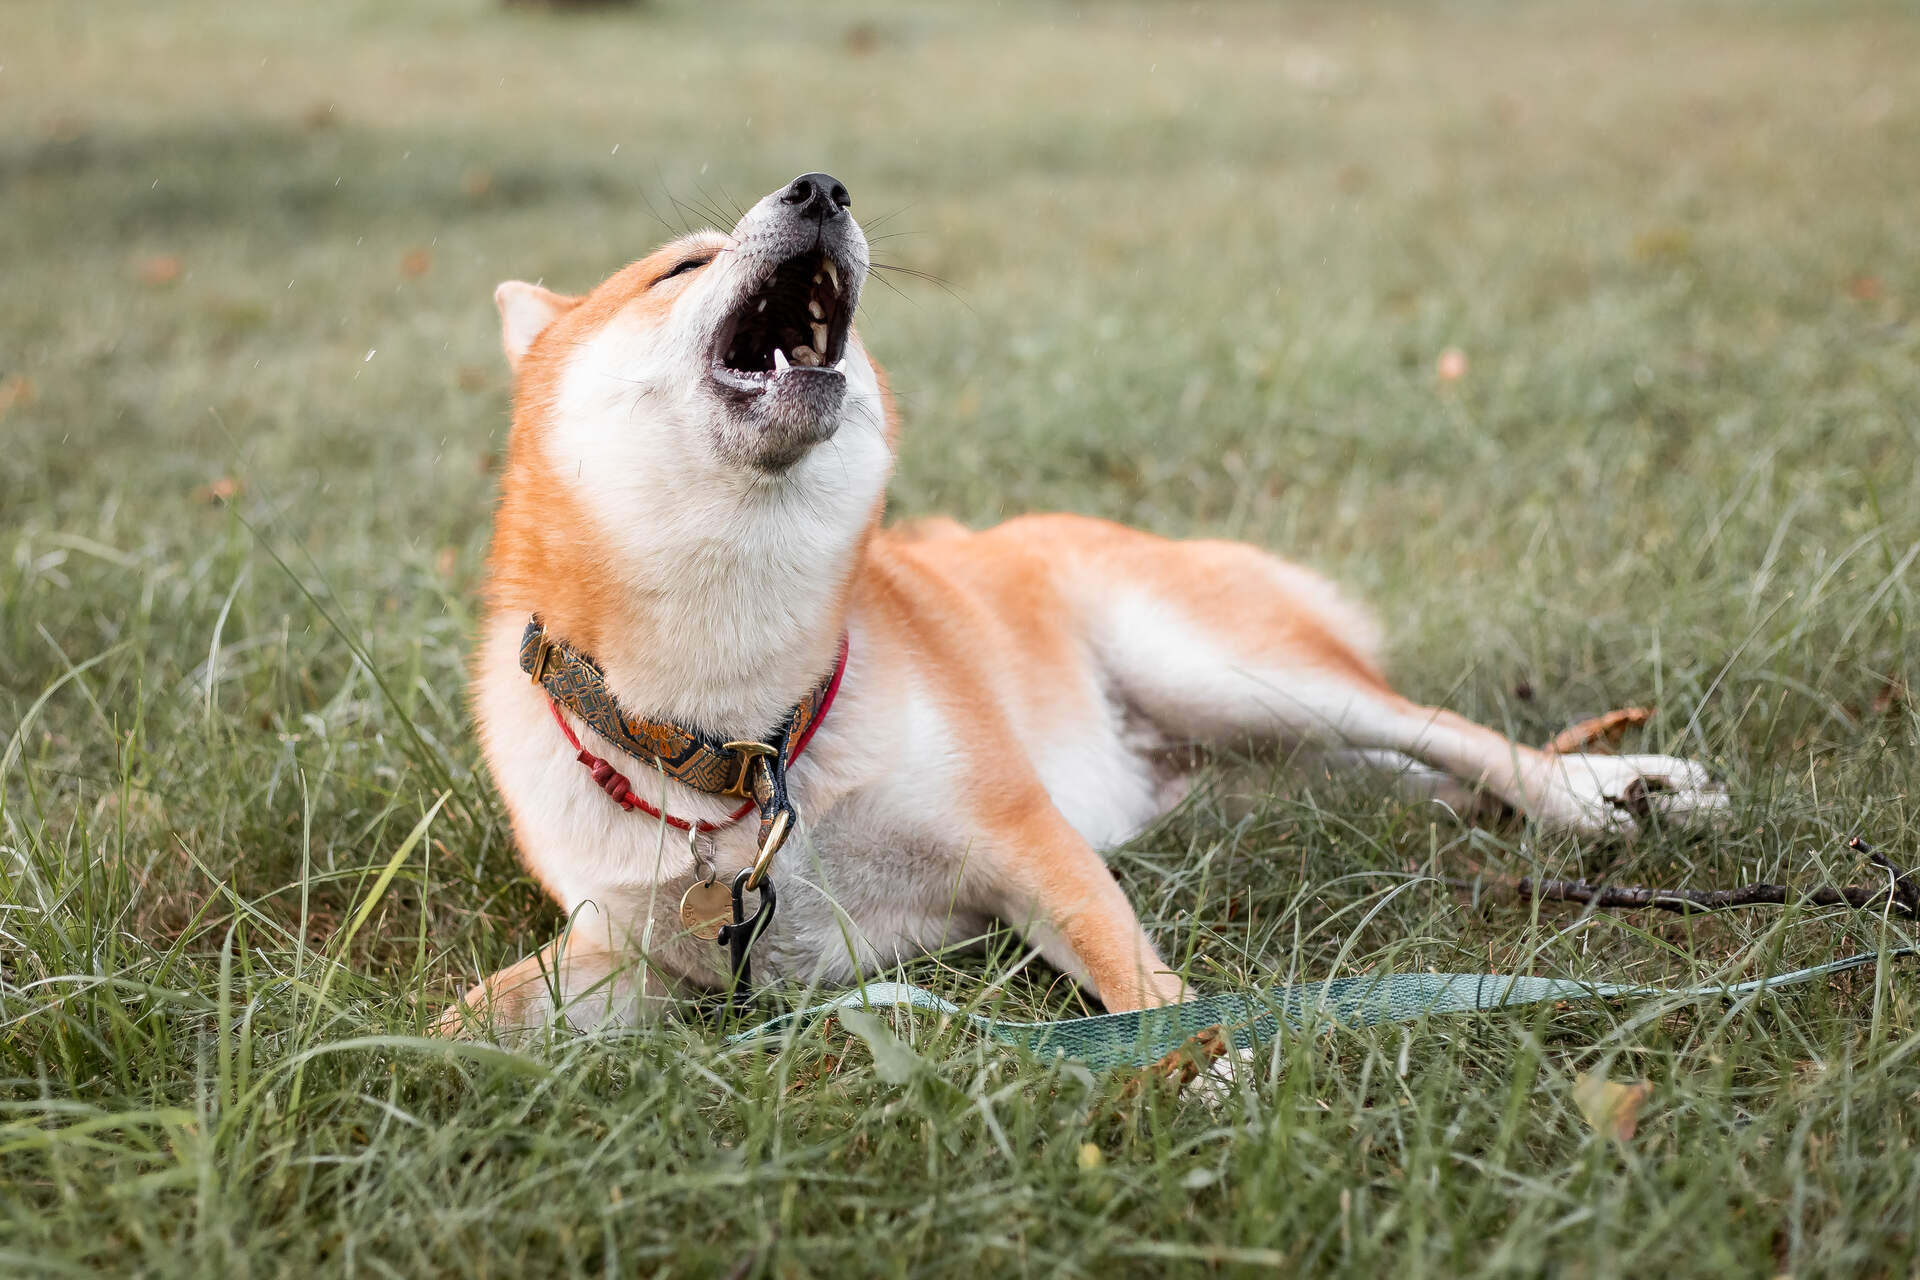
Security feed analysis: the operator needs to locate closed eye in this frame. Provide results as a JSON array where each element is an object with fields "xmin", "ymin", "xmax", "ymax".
[{"xmin": 658, "ymin": 254, "xmax": 714, "ymax": 284}]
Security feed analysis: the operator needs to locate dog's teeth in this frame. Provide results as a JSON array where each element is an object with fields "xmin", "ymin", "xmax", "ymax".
[
  {"xmin": 792, "ymin": 345, "xmax": 819, "ymax": 366},
  {"xmin": 773, "ymin": 347, "xmax": 790, "ymax": 373},
  {"xmin": 756, "ymin": 299, "xmax": 767, "ymax": 313},
  {"xmin": 808, "ymin": 300, "xmax": 825, "ymax": 321},
  {"xmin": 832, "ymin": 358, "xmax": 847, "ymax": 372},
  {"xmin": 824, "ymin": 260, "xmax": 839, "ymax": 291},
  {"xmin": 810, "ymin": 322, "xmax": 829, "ymax": 351}
]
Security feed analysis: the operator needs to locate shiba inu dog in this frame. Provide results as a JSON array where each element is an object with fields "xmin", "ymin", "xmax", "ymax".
[{"xmin": 437, "ymin": 172, "xmax": 1728, "ymax": 1037}]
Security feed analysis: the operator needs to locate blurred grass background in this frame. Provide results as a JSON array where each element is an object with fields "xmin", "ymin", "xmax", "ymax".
[{"xmin": 2, "ymin": 1, "xmax": 1917, "ymax": 1275}]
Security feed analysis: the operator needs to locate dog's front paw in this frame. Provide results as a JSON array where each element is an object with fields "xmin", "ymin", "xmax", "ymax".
[
  {"xmin": 430, "ymin": 986, "xmax": 496, "ymax": 1041},
  {"xmin": 429, "ymin": 965, "xmax": 552, "ymax": 1043},
  {"xmin": 1532, "ymin": 752, "xmax": 1730, "ymax": 836}
]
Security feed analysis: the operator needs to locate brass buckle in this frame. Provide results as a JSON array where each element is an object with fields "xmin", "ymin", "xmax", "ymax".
[
  {"xmin": 720, "ymin": 740, "xmax": 775, "ymax": 799},
  {"xmin": 745, "ymin": 809, "xmax": 790, "ymax": 892},
  {"xmin": 528, "ymin": 634, "xmax": 555, "ymax": 685}
]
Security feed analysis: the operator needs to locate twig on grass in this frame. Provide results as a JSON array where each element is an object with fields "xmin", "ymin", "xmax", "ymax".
[
  {"xmin": 1509, "ymin": 876, "xmax": 1916, "ymax": 918},
  {"xmin": 1856, "ymin": 837, "xmax": 1920, "ymax": 915},
  {"xmin": 1448, "ymin": 838, "xmax": 1920, "ymax": 920}
]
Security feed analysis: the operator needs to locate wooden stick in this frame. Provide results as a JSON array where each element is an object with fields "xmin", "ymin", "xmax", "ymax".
[
  {"xmin": 1857, "ymin": 837, "xmax": 1920, "ymax": 914},
  {"xmin": 1509, "ymin": 877, "xmax": 1916, "ymax": 918},
  {"xmin": 1446, "ymin": 838, "xmax": 1919, "ymax": 920}
]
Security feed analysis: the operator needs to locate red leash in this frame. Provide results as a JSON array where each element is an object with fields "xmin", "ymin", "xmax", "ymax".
[{"xmin": 548, "ymin": 636, "xmax": 849, "ymax": 832}]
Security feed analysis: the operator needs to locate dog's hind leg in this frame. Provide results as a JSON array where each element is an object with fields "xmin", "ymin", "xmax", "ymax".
[
  {"xmin": 1313, "ymin": 747, "xmax": 1501, "ymax": 817},
  {"xmin": 1036, "ymin": 519, "xmax": 1728, "ymax": 836}
]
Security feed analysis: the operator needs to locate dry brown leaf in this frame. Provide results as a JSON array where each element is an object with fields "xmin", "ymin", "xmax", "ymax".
[
  {"xmin": 137, "ymin": 255, "xmax": 184, "ymax": 286},
  {"xmin": 1573, "ymin": 1072, "xmax": 1650, "ymax": 1142},
  {"xmin": 1545, "ymin": 707, "xmax": 1653, "ymax": 755},
  {"xmin": 1436, "ymin": 348, "xmax": 1467, "ymax": 382},
  {"xmin": 461, "ymin": 168, "xmax": 493, "ymax": 200},
  {"xmin": 457, "ymin": 365, "xmax": 490, "ymax": 391},
  {"xmin": 843, "ymin": 22, "xmax": 879, "ymax": 54},
  {"xmin": 1871, "ymin": 678, "xmax": 1907, "ymax": 717},
  {"xmin": 1847, "ymin": 274, "xmax": 1883, "ymax": 301},
  {"xmin": 1632, "ymin": 227, "xmax": 1691, "ymax": 262},
  {"xmin": 193, "ymin": 476, "xmax": 241, "ymax": 505},
  {"xmin": 400, "ymin": 248, "xmax": 432, "ymax": 278},
  {"xmin": 435, "ymin": 547, "xmax": 458, "ymax": 577},
  {"xmin": 0, "ymin": 375, "xmax": 34, "ymax": 422},
  {"xmin": 1117, "ymin": 1025, "xmax": 1229, "ymax": 1101}
]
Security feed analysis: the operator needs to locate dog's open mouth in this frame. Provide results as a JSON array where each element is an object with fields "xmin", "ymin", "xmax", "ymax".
[{"xmin": 711, "ymin": 250, "xmax": 852, "ymax": 393}]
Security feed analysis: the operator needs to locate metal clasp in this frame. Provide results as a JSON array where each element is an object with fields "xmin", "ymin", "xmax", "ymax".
[
  {"xmin": 719, "ymin": 740, "xmax": 775, "ymax": 798},
  {"xmin": 717, "ymin": 866, "xmax": 778, "ymax": 1005},
  {"xmin": 745, "ymin": 809, "xmax": 790, "ymax": 892}
]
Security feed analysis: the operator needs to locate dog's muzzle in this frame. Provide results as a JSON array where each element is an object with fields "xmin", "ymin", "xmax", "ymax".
[{"xmin": 705, "ymin": 174, "xmax": 870, "ymax": 469}]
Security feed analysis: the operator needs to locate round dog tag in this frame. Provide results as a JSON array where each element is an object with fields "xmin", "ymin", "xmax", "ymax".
[{"xmin": 679, "ymin": 878, "xmax": 732, "ymax": 941}]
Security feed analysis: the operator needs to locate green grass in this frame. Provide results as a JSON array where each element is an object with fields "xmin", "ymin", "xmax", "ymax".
[{"xmin": 4, "ymin": 0, "xmax": 1919, "ymax": 1273}]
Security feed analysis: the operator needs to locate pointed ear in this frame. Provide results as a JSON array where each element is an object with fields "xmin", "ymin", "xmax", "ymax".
[{"xmin": 494, "ymin": 281, "xmax": 577, "ymax": 367}]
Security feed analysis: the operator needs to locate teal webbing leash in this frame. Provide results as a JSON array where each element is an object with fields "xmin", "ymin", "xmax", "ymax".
[{"xmin": 729, "ymin": 947, "xmax": 1915, "ymax": 1071}]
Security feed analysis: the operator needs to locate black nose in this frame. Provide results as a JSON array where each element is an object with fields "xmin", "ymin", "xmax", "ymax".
[{"xmin": 780, "ymin": 172, "xmax": 851, "ymax": 222}]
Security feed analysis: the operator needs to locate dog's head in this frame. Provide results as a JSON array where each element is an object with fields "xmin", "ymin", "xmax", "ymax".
[
  {"xmin": 495, "ymin": 171, "xmax": 891, "ymax": 480},
  {"xmin": 485, "ymin": 174, "xmax": 896, "ymax": 675}
]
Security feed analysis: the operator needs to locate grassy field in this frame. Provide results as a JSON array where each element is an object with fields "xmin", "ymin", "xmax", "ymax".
[{"xmin": 4, "ymin": 0, "xmax": 1919, "ymax": 1273}]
